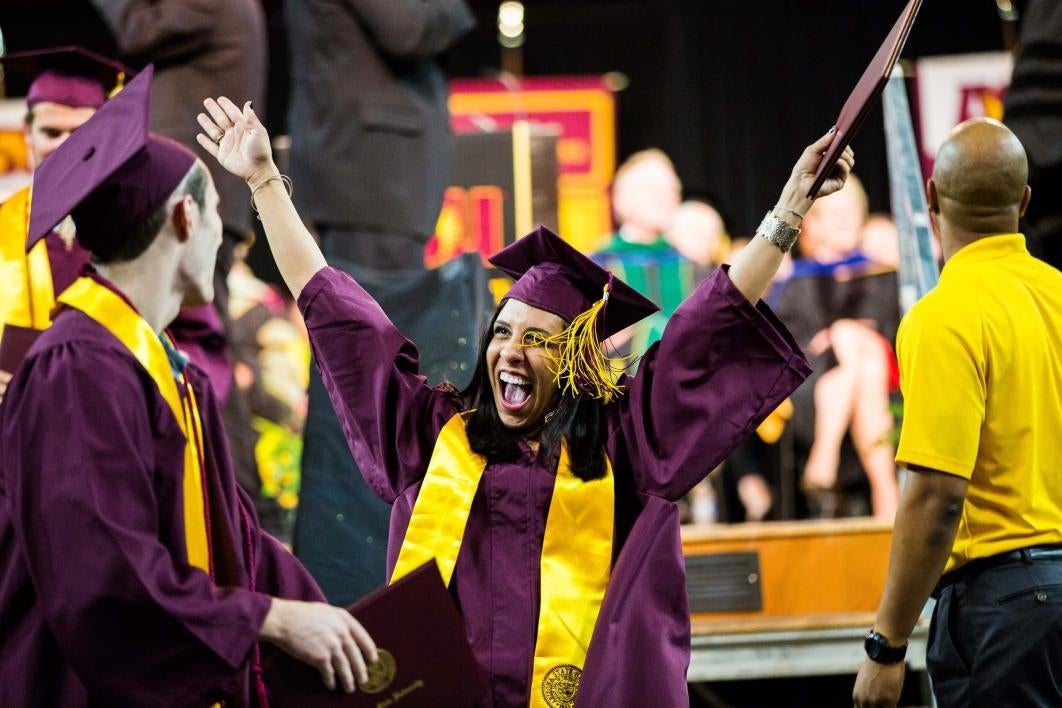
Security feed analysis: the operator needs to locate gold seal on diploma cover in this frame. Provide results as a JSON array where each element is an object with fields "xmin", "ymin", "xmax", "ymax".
[
  {"xmin": 542, "ymin": 664, "xmax": 582, "ymax": 708},
  {"xmin": 360, "ymin": 648, "xmax": 397, "ymax": 694}
]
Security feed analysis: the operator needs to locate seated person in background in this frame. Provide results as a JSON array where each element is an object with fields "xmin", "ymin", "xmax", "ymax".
[
  {"xmin": 665, "ymin": 199, "xmax": 732, "ymax": 523},
  {"xmin": 774, "ymin": 175, "xmax": 901, "ymax": 521},
  {"xmin": 861, "ymin": 212, "xmax": 901, "ymax": 269},
  {"xmin": 717, "ymin": 235, "xmax": 796, "ymax": 523},
  {"xmin": 592, "ymin": 149, "xmax": 694, "ymax": 357},
  {"xmin": 665, "ymin": 199, "xmax": 730, "ymax": 281}
]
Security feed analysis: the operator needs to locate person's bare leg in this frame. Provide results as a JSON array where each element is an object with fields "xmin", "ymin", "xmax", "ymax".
[
  {"xmin": 804, "ymin": 365, "xmax": 858, "ymax": 491},
  {"xmin": 737, "ymin": 474, "xmax": 773, "ymax": 521},
  {"xmin": 849, "ymin": 340, "xmax": 899, "ymax": 521},
  {"xmin": 826, "ymin": 319, "xmax": 899, "ymax": 520}
]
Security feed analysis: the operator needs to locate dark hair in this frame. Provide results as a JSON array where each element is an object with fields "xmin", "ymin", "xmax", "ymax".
[
  {"xmin": 459, "ymin": 301, "xmax": 608, "ymax": 481},
  {"xmin": 92, "ymin": 162, "xmax": 209, "ymax": 264}
]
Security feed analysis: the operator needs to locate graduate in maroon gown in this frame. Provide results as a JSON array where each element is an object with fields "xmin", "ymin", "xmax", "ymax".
[
  {"xmin": 198, "ymin": 97, "xmax": 854, "ymax": 707},
  {"xmin": 0, "ymin": 68, "xmax": 377, "ymax": 707},
  {"xmin": 0, "ymin": 47, "xmax": 119, "ymax": 399}
]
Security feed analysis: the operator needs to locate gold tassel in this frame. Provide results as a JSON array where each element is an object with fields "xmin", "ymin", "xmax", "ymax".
[
  {"xmin": 536, "ymin": 283, "xmax": 628, "ymax": 404},
  {"xmin": 108, "ymin": 71, "xmax": 126, "ymax": 98}
]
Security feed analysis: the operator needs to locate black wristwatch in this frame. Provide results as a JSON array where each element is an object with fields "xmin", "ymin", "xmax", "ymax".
[{"xmin": 864, "ymin": 630, "xmax": 908, "ymax": 665}]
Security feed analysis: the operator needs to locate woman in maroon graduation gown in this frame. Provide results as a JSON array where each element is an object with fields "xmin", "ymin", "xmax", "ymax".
[{"xmin": 198, "ymin": 97, "xmax": 853, "ymax": 707}]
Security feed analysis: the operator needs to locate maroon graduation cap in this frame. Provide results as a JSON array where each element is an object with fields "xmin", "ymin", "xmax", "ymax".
[
  {"xmin": 808, "ymin": 0, "xmax": 924, "ymax": 198},
  {"xmin": 1, "ymin": 46, "xmax": 128, "ymax": 109},
  {"xmin": 489, "ymin": 225, "xmax": 658, "ymax": 339},
  {"xmin": 26, "ymin": 64, "xmax": 197, "ymax": 255}
]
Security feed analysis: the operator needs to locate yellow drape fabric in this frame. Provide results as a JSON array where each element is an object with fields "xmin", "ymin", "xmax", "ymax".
[
  {"xmin": 57, "ymin": 277, "xmax": 212, "ymax": 573},
  {"xmin": 391, "ymin": 412, "xmax": 613, "ymax": 708}
]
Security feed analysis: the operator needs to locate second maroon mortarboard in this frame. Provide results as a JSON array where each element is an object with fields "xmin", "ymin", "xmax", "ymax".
[
  {"xmin": 1, "ymin": 46, "xmax": 128, "ymax": 110},
  {"xmin": 26, "ymin": 65, "xmax": 198, "ymax": 256}
]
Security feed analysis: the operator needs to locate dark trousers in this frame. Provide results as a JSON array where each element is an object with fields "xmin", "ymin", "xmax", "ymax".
[{"xmin": 928, "ymin": 549, "xmax": 1062, "ymax": 707}]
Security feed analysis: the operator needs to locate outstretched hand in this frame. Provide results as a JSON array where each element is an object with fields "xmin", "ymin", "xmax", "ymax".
[{"xmin": 196, "ymin": 97, "xmax": 275, "ymax": 183}]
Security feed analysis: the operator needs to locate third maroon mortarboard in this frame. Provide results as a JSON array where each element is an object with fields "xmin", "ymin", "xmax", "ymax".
[
  {"xmin": 26, "ymin": 65, "xmax": 197, "ymax": 256},
  {"xmin": 1, "ymin": 46, "xmax": 128, "ymax": 110}
]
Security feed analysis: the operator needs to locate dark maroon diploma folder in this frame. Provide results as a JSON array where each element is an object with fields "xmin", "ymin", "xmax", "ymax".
[
  {"xmin": 0, "ymin": 324, "xmax": 43, "ymax": 374},
  {"xmin": 808, "ymin": 0, "xmax": 924, "ymax": 198},
  {"xmin": 264, "ymin": 561, "xmax": 485, "ymax": 707}
]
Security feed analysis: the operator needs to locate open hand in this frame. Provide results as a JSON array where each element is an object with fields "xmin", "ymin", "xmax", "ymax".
[{"xmin": 196, "ymin": 97, "xmax": 274, "ymax": 182}]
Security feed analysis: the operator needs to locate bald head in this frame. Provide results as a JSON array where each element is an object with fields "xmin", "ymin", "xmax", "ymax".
[{"xmin": 930, "ymin": 118, "xmax": 1030, "ymax": 237}]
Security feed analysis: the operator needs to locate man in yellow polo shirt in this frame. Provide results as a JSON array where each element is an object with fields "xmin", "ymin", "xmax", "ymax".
[
  {"xmin": 854, "ymin": 118, "xmax": 1062, "ymax": 707},
  {"xmin": 0, "ymin": 47, "xmax": 125, "ymax": 399}
]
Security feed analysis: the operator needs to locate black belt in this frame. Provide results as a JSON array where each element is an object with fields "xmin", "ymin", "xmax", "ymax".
[{"xmin": 933, "ymin": 545, "xmax": 1062, "ymax": 597}]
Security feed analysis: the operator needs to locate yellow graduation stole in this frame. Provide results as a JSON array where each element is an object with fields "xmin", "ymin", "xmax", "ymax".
[
  {"xmin": 0, "ymin": 186, "xmax": 56, "ymax": 334},
  {"xmin": 57, "ymin": 277, "xmax": 213, "ymax": 574},
  {"xmin": 391, "ymin": 413, "xmax": 614, "ymax": 708}
]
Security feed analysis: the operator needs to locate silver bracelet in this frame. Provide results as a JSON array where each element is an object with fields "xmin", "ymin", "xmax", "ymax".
[
  {"xmin": 773, "ymin": 205, "xmax": 805, "ymax": 221},
  {"xmin": 249, "ymin": 174, "xmax": 293, "ymax": 220},
  {"xmin": 756, "ymin": 210, "xmax": 800, "ymax": 253}
]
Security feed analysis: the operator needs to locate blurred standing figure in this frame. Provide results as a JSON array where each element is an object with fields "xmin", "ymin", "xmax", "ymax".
[
  {"xmin": 286, "ymin": 0, "xmax": 476, "ymax": 271},
  {"xmin": 89, "ymin": 0, "xmax": 267, "ymax": 311},
  {"xmin": 1004, "ymin": 0, "xmax": 1062, "ymax": 270},
  {"xmin": 285, "ymin": 0, "xmax": 477, "ymax": 605}
]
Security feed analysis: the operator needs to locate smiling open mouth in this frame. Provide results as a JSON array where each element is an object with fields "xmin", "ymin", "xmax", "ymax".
[{"xmin": 499, "ymin": 371, "xmax": 532, "ymax": 408}]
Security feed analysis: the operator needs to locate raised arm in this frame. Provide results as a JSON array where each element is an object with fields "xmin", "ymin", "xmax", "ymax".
[
  {"xmin": 610, "ymin": 131, "xmax": 853, "ymax": 499},
  {"xmin": 729, "ymin": 130, "xmax": 854, "ymax": 303},
  {"xmin": 197, "ymin": 97, "xmax": 326, "ymax": 299},
  {"xmin": 198, "ymin": 97, "xmax": 455, "ymax": 500}
]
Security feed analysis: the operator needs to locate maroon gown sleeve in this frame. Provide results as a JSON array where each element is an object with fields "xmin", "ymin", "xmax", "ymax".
[
  {"xmin": 2, "ymin": 342, "xmax": 271, "ymax": 706},
  {"xmin": 610, "ymin": 267, "xmax": 812, "ymax": 501},
  {"xmin": 297, "ymin": 267, "xmax": 457, "ymax": 503}
]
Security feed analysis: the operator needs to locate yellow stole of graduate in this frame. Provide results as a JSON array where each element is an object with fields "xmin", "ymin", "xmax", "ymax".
[
  {"xmin": 57, "ymin": 277, "xmax": 212, "ymax": 574},
  {"xmin": 0, "ymin": 186, "xmax": 55, "ymax": 332},
  {"xmin": 390, "ymin": 413, "xmax": 614, "ymax": 708}
]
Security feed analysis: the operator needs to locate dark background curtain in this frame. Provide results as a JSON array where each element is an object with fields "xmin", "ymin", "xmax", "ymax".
[
  {"xmin": 447, "ymin": 0, "xmax": 1006, "ymax": 234},
  {"xmin": 1, "ymin": 0, "xmax": 1007, "ymax": 236}
]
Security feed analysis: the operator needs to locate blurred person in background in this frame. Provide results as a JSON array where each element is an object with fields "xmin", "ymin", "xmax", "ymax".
[
  {"xmin": 285, "ymin": 0, "xmax": 480, "ymax": 605},
  {"xmin": 593, "ymin": 149, "xmax": 693, "ymax": 359},
  {"xmin": 1004, "ymin": 0, "xmax": 1062, "ymax": 271},
  {"xmin": 665, "ymin": 198, "xmax": 729, "ymax": 281},
  {"xmin": 774, "ymin": 175, "xmax": 901, "ymax": 521},
  {"xmin": 0, "ymin": 48, "xmax": 124, "ymax": 401},
  {"xmin": 228, "ymin": 241, "xmax": 312, "ymax": 544}
]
